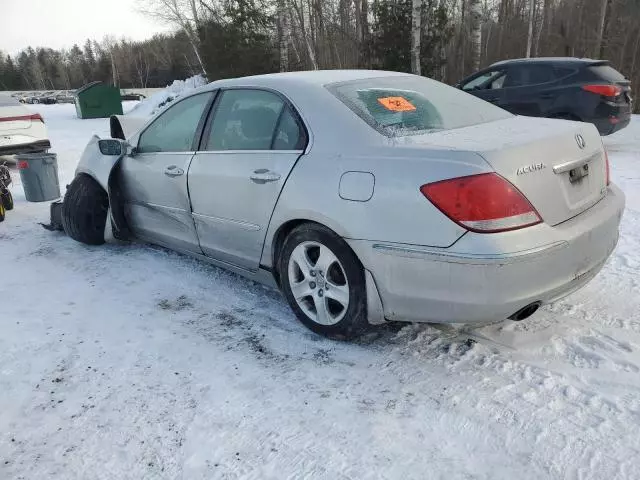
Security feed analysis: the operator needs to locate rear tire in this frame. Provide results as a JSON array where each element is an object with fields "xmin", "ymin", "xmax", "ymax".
[
  {"xmin": 278, "ymin": 223, "xmax": 369, "ymax": 339},
  {"xmin": 1, "ymin": 190, "xmax": 13, "ymax": 211},
  {"xmin": 61, "ymin": 175, "xmax": 108, "ymax": 245}
]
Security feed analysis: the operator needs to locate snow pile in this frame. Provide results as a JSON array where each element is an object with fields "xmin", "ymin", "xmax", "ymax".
[
  {"xmin": 4, "ymin": 103, "xmax": 640, "ymax": 479},
  {"xmin": 128, "ymin": 74, "xmax": 208, "ymax": 117}
]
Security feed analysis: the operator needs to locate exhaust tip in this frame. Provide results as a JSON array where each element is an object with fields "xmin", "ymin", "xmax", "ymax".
[{"xmin": 509, "ymin": 302, "xmax": 541, "ymax": 322}]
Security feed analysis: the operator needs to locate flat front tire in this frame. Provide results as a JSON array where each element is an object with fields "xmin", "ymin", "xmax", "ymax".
[
  {"xmin": 61, "ymin": 175, "xmax": 108, "ymax": 245},
  {"xmin": 278, "ymin": 223, "xmax": 369, "ymax": 339}
]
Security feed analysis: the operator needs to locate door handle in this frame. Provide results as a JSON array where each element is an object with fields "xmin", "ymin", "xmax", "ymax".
[
  {"xmin": 250, "ymin": 169, "xmax": 281, "ymax": 184},
  {"xmin": 164, "ymin": 165, "xmax": 184, "ymax": 177}
]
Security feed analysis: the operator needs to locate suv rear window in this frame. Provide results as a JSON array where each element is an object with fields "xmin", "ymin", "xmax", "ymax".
[
  {"xmin": 328, "ymin": 76, "xmax": 511, "ymax": 137},
  {"xmin": 588, "ymin": 65, "xmax": 626, "ymax": 82}
]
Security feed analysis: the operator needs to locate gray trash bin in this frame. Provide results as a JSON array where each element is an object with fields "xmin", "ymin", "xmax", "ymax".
[{"xmin": 16, "ymin": 152, "xmax": 61, "ymax": 202}]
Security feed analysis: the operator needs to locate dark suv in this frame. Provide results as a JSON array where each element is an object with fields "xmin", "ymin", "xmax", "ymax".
[{"xmin": 457, "ymin": 58, "xmax": 632, "ymax": 135}]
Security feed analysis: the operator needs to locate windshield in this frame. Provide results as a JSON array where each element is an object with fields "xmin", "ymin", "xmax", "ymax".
[{"xmin": 328, "ymin": 76, "xmax": 512, "ymax": 137}]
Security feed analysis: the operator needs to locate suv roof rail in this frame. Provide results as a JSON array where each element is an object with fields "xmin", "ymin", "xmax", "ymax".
[{"xmin": 490, "ymin": 57, "xmax": 608, "ymax": 67}]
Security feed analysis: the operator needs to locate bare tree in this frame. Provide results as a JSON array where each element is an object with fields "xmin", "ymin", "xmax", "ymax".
[
  {"xmin": 526, "ymin": 0, "xmax": 535, "ymax": 57},
  {"xmin": 595, "ymin": 0, "xmax": 611, "ymax": 58},
  {"xmin": 411, "ymin": 0, "xmax": 422, "ymax": 75},
  {"xmin": 278, "ymin": 0, "xmax": 290, "ymax": 72},
  {"xmin": 138, "ymin": 0, "xmax": 207, "ymax": 76},
  {"xmin": 469, "ymin": 0, "xmax": 482, "ymax": 71},
  {"xmin": 533, "ymin": 0, "xmax": 548, "ymax": 56},
  {"xmin": 290, "ymin": 0, "xmax": 318, "ymax": 69},
  {"xmin": 134, "ymin": 48, "xmax": 151, "ymax": 88},
  {"xmin": 359, "ymin": 0, "xmax": 370, "ymax": 68}
]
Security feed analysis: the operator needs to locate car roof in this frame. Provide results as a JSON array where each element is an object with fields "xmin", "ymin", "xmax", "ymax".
[
  {"xmin": 205, "ymin": 69, "xmax": 411, "ymax": 90},
  {"xmin": 490, "ymin": 57, "xmax": 605, "ymax": 67}
]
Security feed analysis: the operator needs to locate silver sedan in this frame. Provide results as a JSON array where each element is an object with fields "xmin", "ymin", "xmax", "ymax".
[{"xmin": 56, "ymin": 70, "xmax": 625, "ymax": 338}]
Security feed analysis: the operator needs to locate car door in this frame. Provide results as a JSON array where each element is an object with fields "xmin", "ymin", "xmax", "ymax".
[
  {"xmin": 460, "ymin": 68, "xmax": 509, "ymax": 108},
  {"xmin": 188, "ymin": 88, "xmax": 307, "ymax": 271},
  {"xmin": 501, "ymin": 64, "xmax": 557, "ymax": 117},
  {"xmin": 119, "ymin": 91, "xmax": 214, "ymax": 253}
]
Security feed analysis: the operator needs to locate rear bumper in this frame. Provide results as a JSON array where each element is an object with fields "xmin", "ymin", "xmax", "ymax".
[
  {"xmin": 349, "ymin": 184, "xmax": 625, "ymax": 324},
  {"xmin": 0, "ymin": 139, "xmax": 51, "ymax": 156},
  {"xmin": 589, "ymin": 104, "xmax": 632, "ymax": 135}
]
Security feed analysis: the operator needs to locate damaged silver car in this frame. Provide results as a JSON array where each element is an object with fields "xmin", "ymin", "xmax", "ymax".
[{"xmin": 50, "ymin": 70, "xmax": 625, "ymax": 338}]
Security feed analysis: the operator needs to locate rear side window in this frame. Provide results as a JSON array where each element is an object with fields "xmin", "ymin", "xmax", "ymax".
[
  {"xmin": 588, "ymin": 65, "xmax": 626, "ymax": 82},
  {"xmin": 273, "ymin": 107, "xmax": 306, "ymax": 150},
  {"xmin": 503, "ymin": 65, "xmax": 555, "ymax": 87},
  {"xmin": 206, "ymin": 89, "xmax": 306, "ymax": 151},
  {"xmin": 554, "ymin": 66, "xmax": 577, "ymax": 78},
  {"xmin": 329, "ymin": 76, "xmax": 511, "ymax": 137}
]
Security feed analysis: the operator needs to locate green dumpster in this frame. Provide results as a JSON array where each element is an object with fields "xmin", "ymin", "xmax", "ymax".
[{"xmin": 74, "ymin": 81, "xmax": 123, "ymax": 119}]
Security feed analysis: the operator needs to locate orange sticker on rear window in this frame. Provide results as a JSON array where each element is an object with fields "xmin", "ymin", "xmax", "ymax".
[{"xmin": 377, "ymin": 96, "xmax": 416, "ymax": 112}]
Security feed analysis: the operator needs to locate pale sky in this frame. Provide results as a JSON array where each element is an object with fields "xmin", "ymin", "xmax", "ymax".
[{"xmin": 0, "ymin": 0, "xmax": 172, "ymax": 54}]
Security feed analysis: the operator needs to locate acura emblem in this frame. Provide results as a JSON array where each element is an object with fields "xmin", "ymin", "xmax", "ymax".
[
  {"xmin": 517, "ymin": 163, "xmax": 546, "ymax": 175},
  {"xmin": 575, "ymin": 134, "xmax": 586, "ymax": 149}
]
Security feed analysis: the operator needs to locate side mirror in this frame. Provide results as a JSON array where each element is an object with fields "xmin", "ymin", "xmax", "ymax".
[{"xmin": 98, "ymin": 138, "xmax": 127, "ymax": 156}]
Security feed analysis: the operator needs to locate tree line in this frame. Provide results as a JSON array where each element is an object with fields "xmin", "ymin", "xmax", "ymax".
[
  {"xmin": 0, "ymin": 0, "xmax": 637, "ymax": 99},
  {"xmin": 0, "ymin": 30, "xmax": 201, "ymax": 91}
]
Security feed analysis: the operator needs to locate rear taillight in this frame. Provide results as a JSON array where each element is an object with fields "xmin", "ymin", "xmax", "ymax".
[
  {"xmin": 0, "ymin": 113, "xmax": 43, "ymax": 123},
  {"xmin": 605, "ymin": 150, "xmax": 610, "ymax": 186},
  {"xmin": 420, "ymin": 173, "xmax": 542, "ymax": 233},
  {"xmin": 582, "ymin": 84, "xmax": 622, "ymax": 97}
]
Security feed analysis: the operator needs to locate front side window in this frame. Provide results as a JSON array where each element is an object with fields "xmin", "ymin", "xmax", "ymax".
[
  {"xmin": 463, "ymin": 70, "xmax": 504, "ymax": 91},
  {"xmin": 206, "ymin": 89, "xmax": 304, "ymax": 151},
  {"xmin": 329, "ymin": 76, "xmax": 511, "ymax": 137},
  {"xmin": 137, "ymin": 93, "xmax": 212, "ymax": 153}
]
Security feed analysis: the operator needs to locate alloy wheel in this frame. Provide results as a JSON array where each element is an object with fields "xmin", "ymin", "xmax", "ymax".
[{"xmin": 287, "ymin": 241, "xmax": 350, "ymax": 326}]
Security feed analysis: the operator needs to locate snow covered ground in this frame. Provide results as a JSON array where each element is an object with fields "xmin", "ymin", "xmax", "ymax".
[{"xmin": 1, "ymin": 103, "xmax": 640, "ymax": 480}]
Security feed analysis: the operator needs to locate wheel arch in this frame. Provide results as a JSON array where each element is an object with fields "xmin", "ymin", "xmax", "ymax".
[
  {"xmin": 73, "ymin": 169, "xmax": 107, "ymax": 192},
  {"xmin": 267, "ymin": 217, "xmax": 365, "ymax": 292},
  {"xmin": 268, "ymin": 217, "xmax": 386, "ymax": 327},
  {"xmin": 73, "ymin": 136, "xmax": 130, "ymax": 239},
  {"xmin": 270, "ymin": 219, "xmax": 314, "ymax": 286},
  {"xmin": 264, "ymin": 214, "xmax": 351, "ymax": 283}
]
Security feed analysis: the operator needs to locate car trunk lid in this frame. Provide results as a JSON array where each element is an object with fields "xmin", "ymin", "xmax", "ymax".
[
  {"xmin": 402, "ymin": 116, "xmax": 607, "ymax": 226},
  {"xmin": 0, "ymin": 106, "xmax": 36, "ymax": 131}
]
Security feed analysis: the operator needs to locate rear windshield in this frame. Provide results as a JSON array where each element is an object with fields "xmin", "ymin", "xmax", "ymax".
[
  {"xmin": 588, "ymin": 65, "xmax": 626, "ymax": 82},
  {"xmin": 327, "ymin": 76, "xmax": 511, "ymax": 137}
]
